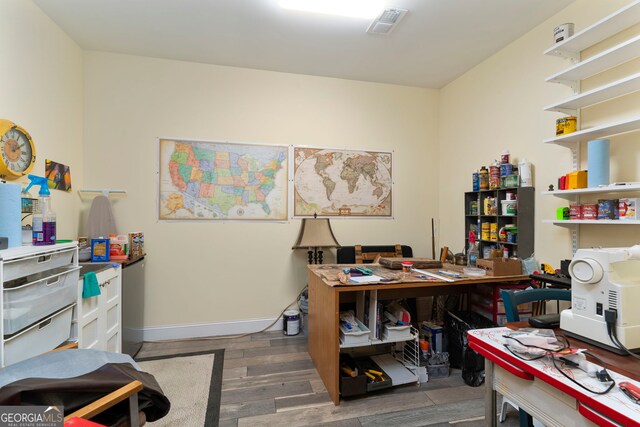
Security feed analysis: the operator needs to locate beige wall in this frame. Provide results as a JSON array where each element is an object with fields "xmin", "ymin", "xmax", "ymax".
[
  {"xmin": 439, "ymin": 0, "xmax": 640, "ymax": 265},
  {"xmin": 9, "ymin": 0, "xmax": 640, "ymax": 332},
  {"xmin": 83, "ymin": 52, "xmax": 439, "ymax": 327},
  {"xmin": 0, "ymin": 0, "xmax": 84, "ymax": 239}
]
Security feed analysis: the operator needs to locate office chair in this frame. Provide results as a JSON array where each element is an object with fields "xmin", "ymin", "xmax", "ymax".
[
  {"xmin": 499, "ymin": 288, "xmax": 571, "ymax": 426},
  {"xmin": 501, "ymin": 288, "xmax": 571, "ymax": 322}
]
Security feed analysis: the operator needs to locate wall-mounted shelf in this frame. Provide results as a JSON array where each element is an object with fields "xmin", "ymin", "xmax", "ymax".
[
  {"xmin": 543, "ymin": 219, "xmax": 640, "ymax": 227},
  {"xmin": 546, "ymin": 34, "xmax": 640, "ymax": 88},
  {"xmin": 78, "ymin": 188, "xmax": 127, "ymax": 199},
  {"xmin": 543, "ymin": 115, "xmax": 640, "ymax": 146},
  {"xmin": 544, "ymin": 72, "xmax": 640, "ymax": 114},
  {"xmin": 544, "ymin": 0, "xmax": 640, "ymax": 59},
  {"xmin": 543, "ymin": 1, "xmax": 640, "ymax": 253},
  {"xmin": 542, "ymin": 184, "xmax": 640, "ymax": 199}
]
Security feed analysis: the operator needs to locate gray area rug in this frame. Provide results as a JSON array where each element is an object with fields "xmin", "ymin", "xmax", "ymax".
[{"xmin": 137, "ymin": 349, "xmax": 225, "ymax": 426}]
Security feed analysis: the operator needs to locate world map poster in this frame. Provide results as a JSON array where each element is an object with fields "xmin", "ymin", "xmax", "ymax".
[
  {"xmin": 159, "ymin": 139, "xmax": 288, "ymax": 220},
  {"xmin": 293, "ymin": 147, "xmax": 393, "ymax": 217}
]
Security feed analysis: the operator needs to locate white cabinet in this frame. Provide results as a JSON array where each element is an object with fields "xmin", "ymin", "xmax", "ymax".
[
  {"xmin": 0, "ymin": 242, "xmax": 78, "ymax": 367},
  {"xmin": 543, "ymin": 1, "xmax": 640, "ymax": 251},
  {"xmin": 77, "ymin": 264, "xmax": 122, "ymax": 353}
]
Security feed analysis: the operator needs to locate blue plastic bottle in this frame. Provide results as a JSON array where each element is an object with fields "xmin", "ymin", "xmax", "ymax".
[
  {"xmin": 472, "ymin": 170, "xmax": 480, "ymax": 191},
  {"xmin": 22, "ymin": 175, "xmax": 56, "ymax": 245}
]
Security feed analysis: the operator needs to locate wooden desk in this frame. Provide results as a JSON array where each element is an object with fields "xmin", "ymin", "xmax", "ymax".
[
  {"xmin": 307, "ymin": 264, "xmax": 529, "ymax": 405},
  {"xmin": 468, "ymin": 326, "xmax": 640, "ymax": 427}
]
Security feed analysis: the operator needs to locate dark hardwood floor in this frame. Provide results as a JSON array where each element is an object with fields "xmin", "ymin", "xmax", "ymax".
[{"xmin": 137, "ymin": 331, "xmax": 521, "ymax": 426}]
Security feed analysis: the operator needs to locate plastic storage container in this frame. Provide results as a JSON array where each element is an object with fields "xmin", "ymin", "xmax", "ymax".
[
  {"xmin": 3, "ymin": 304, "xmax": 74, "ymax": 365},
  {"xmin": 3, "ymin": 266, "xmax": 80, "ymax": 334},
  {"xmin": 339, "ymin": 318, "xmax": 371, "ymax": 346},
  {"xmin": 2, "ymin": 248, "xmax": 75, "ymax": 282},
  {"xmin": 382, "ymin": 323, "xmax": 412, "ymax": 341},
  {"xmin": 427, "ymin": 362, "xmax": 450, "ymax": 378}
]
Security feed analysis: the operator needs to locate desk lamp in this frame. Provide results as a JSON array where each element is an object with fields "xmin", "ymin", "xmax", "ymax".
[{"xmin": 292, "ymin": 214, "xmax": 341, "ymax": 264}]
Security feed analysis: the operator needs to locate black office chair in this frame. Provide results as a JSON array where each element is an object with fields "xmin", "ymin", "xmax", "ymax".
[
  {"xmin": 500, "ymin": 288, "xmax": 571, "ymax": 427},
  {"xmin": 336, "ymin": 244, "xmax": 412, "ymax": 264}
]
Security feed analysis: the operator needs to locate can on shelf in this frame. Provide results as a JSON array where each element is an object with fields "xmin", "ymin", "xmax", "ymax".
[
  {"xmin": 554, "ymin": 23, "xmax": 574, "ymax": 43},
  {"xmin": 556, "ymin": 116, "xmax": 577, "ymax": 136}
]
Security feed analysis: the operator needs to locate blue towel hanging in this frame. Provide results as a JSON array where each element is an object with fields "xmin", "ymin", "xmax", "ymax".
[{"xmin": 82, "ymin": 271, "xmax": 101, "ymax": 298}]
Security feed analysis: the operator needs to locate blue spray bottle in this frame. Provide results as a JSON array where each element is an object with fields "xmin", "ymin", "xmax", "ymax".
[{"xmin": 22, "ymin": 175, "xmax": 56, "ymax": 245}]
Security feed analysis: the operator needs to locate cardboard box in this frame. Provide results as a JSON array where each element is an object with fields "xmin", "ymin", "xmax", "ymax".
[
  {"xmin": 619, "ymin": 198, "xmax": 639, "ymax": 220},
  {"xmin": 567, "ymin": 170, "xmax": 588, "ymax": 189},
  {"xmin": 597, "ymin": 199, "xmax": 618, "ymax": 220},
  {"xmin": 476, "ymin": 258, "xmax": 522, "ymax": 276}
]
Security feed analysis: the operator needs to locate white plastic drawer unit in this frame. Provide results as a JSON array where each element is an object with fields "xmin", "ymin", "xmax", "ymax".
[
  {"xmin": 2, "ymin": 248, "xmax": 75, "ymax": 282},
  {"xmin": 3, "ymin": 266, "xmax": 80, "ymax": 335},
  {"xmin": 3, "ymin": 304, "xmax": 74, "ymax": 366}
]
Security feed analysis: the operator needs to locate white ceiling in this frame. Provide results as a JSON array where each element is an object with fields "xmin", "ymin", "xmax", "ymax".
[{"xmin": 33, "ymin": 0, "xmax": 575, "ymax": 88}]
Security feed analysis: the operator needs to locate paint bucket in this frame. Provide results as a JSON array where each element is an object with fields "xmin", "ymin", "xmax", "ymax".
[
  {"xmin": 283, "ymin": 309, "xmax": 301, "ymax": 336},
  {"xmin": 554, "ymin": 23, "xmax": 574, "ymax": 43}
]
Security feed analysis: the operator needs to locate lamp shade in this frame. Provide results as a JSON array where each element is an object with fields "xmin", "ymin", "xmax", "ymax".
[{"xmin": 292, "ymin": 218, "xmax": 341, "ymax": 249}]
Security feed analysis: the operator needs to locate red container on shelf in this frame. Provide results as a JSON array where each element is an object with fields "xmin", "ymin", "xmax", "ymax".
[
  {"xmin": 569, "ymin": 204, "xmax": 582, "ymax": 220},
  {"xmin": 582, "ymin": 204, "xmax": 598, "ymax": 220}
]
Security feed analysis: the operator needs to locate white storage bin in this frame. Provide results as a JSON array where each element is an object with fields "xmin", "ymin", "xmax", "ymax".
[
  {"xmin": 382, "ymin": 323, "xmax": 412, "ymax": 341},
  {"xmin": 339, "ymin": 318, "xmax": 370, "ymax": 346},
  {"xmin": 2, "ymin": 248, "xmax": 75, "ymax": 282},
  {"xmin": 3, "ymin": 266, "xmax": 80, "ymax": 335},
  {"xmin": 3, "ymin": 305, "xmax": 74, "ymax": 366}
]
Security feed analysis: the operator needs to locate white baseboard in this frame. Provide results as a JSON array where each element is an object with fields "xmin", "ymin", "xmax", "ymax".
[{"xmin": 141, "ymin": 317, "xmax": 284, "ymax": 341}]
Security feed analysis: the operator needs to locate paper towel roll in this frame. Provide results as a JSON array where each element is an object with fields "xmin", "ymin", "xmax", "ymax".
[
  {"xmin": 0, "ymin": 182, "xmax": 22, "ymax": 248},
  {"xmin": 588, "ymin": 139, "xmax": 610, "ymax": 188}
]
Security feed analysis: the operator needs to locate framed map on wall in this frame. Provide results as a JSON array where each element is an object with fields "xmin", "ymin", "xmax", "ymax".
[
  {"xmin": 292, "ymin": 146, "xmax": 393, "ymax": 218},
  {"xmin": 159, "ymin": 138, "xmax": 288, "ymax": 220}
]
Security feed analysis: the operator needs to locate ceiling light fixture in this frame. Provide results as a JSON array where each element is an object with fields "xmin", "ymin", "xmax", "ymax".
[{"xmin": 278, "ymin": 0, "xmax": 384, "ymax": 19}]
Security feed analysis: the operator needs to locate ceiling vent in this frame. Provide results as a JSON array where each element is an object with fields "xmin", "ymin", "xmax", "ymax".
[{"xmin": 367, "ymin": 8, "xmax": 408, "ymax": 35}]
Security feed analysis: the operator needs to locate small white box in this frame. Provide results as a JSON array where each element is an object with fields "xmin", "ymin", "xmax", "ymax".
[
  {"xmin": 382, "ymin": 324, "xmax": 412, "ymax": 341},
  {"xmin": 619, "ymin": 198, "xmax": 640, "ymax": 220},
  {"xmin": 4, "ymin": 305, "xmax": 74, "ymax": 366},
  {"xmin": 339, "ymin": 318, "xmax": 370, "ymax": 346}
]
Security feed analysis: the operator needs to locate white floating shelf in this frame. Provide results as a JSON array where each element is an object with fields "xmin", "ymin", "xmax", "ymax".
[
  {"xmin": 544, "ymin": 0, "xmax": 640, "ymax": 58},
  {"xmin": 543, "ymin": 115, "xmax": 640, "ymax": 146},
  {"xmin": 544, "ymin": 72, "xmax": 640, "ymax": 114},
  {"xmin": 542, "ymin": 184, "xmax": 640, "ymax": 199},
  {"xmin": 544, "ymin": 219, "xmax": 640, "ymax": 227},
  {"xmin": 546, "ymin": 34, "xmax": 640, "ymax": 86}
]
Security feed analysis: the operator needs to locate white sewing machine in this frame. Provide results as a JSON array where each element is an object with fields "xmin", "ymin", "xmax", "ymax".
[{"xmin": 560, "ymin": 245, "xmax": 640, "ymax": 354}]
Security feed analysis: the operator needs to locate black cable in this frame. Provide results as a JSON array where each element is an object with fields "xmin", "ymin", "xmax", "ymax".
[
  {"xmin": 550, "ymin": 354, "xmax": 616, "ymax": 395},
  {"xmin": 605, "ymin": 309, "xmax": 640, "ymax": 360},
  {"xmin": 503, "ymin": 333, "xmax": 616, "ymax": 395},
  {"xmin": 502, "ymin": 334, "xmax": 570, "ymax": 353}
]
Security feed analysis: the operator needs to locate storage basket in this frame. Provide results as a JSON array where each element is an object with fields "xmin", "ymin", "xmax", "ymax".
[
  {"xmin": 3, "ymin": 266, "xmax": 80, "ymax": 335},
  {"xmin": 4, "ymin": 305, "xmax": 74, "ymax": 365}
]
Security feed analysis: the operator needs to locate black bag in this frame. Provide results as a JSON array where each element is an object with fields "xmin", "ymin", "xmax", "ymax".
[{"xmin": 445, "ymin": 311, "xmax": 497, "ymax": 387}]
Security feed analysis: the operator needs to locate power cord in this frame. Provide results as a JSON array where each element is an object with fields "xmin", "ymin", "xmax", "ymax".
[
  {"xmin": 604, "ymin": 309, "xmax": 640, "ymax": 360},
  {"xmin": 551, "ymin": 351, "xmax": 616, "ymax": 395},
  {"xmin": 503, "ymin": 334, "xmax": 616, "ymax": 395},
  {"xmin": 151, "ymin": 285, "xmax": 309, "ymax": 343}
]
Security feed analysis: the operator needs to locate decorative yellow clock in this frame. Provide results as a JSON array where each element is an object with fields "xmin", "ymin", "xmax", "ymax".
[{"xmin": 0, "ymin": 119, "xmax": 36, "ymax": 180}]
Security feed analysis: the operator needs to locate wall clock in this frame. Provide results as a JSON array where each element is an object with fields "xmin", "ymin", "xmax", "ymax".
[{"xmin": 0, "ymin": 119, "xmax": 36, "ymax": 180}]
